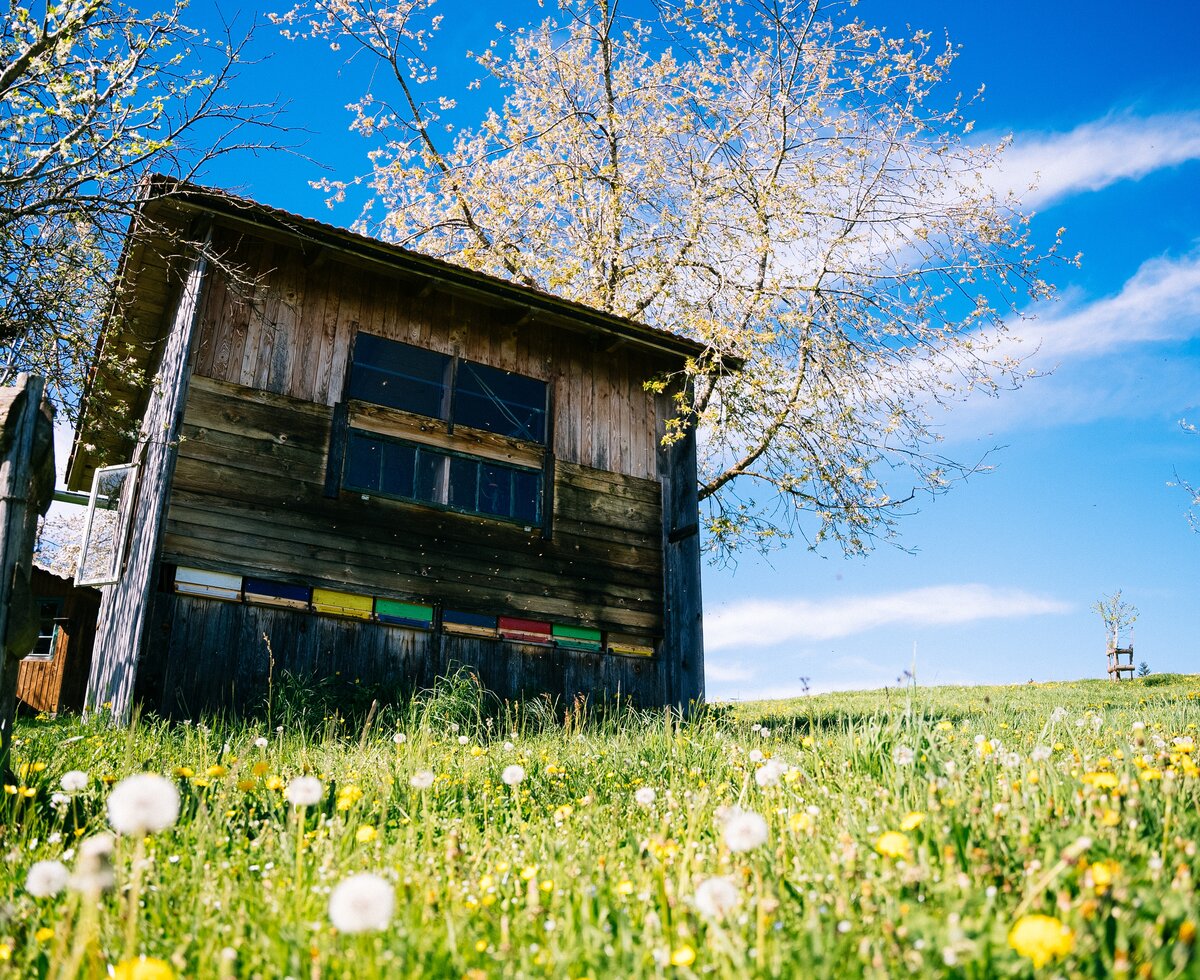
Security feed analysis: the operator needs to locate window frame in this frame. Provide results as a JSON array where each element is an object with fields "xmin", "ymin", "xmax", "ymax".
[
  {"xmin": 342, "ymin": 428, "xmax": 544, "ymax": 526},
  {"xmin": 74, "ymin": 461, "xmax": 140, "ymax": 587},
  {"xmin": 328, "ymin": 332, "xmax": 556, "ymax": 537},
  {"xmin": 23, "ymin": 596, "xmax": 65, "ymax": 662}
]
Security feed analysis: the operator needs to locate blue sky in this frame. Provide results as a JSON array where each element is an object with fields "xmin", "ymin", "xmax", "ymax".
[{"xmin": 185, "ymin": 0, "xmax": 1200, "ymax": 697}]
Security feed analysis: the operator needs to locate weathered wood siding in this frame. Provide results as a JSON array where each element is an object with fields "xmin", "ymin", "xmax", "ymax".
[
  {"xmin": 188, "ymin": 228, "xmax": 672, "ymax": 480},
  {"xmin": 162, "ymin": 375, "xmax": 664, "ymax": 636},
  {"xmin": 154, "ymin": 594, "xmax": 665, "ymax": 717},
  {"xmin": 85, "ymin": 249, "xmax": 208, "ymax": 721}
]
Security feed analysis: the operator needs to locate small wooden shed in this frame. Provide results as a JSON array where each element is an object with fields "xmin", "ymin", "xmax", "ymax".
[
  {"xmin": 68, "ymin": 178, "xmax": 712, "ymax": 721},
  {"xmin": 15, "ymin": 565, "xmax": 100, "ymax": 715}
]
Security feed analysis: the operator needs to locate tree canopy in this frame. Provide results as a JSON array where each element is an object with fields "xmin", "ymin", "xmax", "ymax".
[
  {"xmin": 0, "ymin": 0, "xmax": 283, "ymax": 420},
  {"xmin": 276, "ymin": 0, "xmax": 1066, "ymax": 559}
]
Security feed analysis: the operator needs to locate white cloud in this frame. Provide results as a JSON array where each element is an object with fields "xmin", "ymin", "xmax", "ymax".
[
  {"xmin": 1017, "ymin": 252, "xmax": 1200, "ymax": 362},
  {"xmin": 705, "ymin": 583, "xmax": 1070, "ymax": 652},
  {"xmin": 993, "ymin": 112, "xmax": 1200, "ymax": 208}
]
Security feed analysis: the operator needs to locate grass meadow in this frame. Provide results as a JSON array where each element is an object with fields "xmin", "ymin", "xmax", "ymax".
[{"xmin": 1, "ymin": 671, "xmax": 1198, "ymax": 978}]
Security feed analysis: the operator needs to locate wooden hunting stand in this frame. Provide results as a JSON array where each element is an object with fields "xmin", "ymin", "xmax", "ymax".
[{"xmin": 1106, "ymin": 628, "xmax": 1135, "ymax": 681}]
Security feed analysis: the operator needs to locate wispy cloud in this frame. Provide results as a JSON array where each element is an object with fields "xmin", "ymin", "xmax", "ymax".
[
  {"xmin": 705, "ymin": 584, "xmax": 1070, "ymax": 652},
  {"xmin": 1016, "ymin": 251, "xmax": 1200, "ymax": 362},
  {"xmin": 993, "ymin": 112, "xmax": 1200, "ymax": 208}
]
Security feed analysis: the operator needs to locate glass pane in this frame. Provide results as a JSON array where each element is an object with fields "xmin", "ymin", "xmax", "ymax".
[
  {"xmin": 379, "ymin": 441, "xmax": 417, "ymax": 497},
  {"xmin": 478, "ymin": 463, "xmax": 513, "ymax": 517},
  {"xmin": 453, "ymin": 361, "xmax": 546, "ymax": 442},
  {"xmin": 448, "ymin": 456, "xmax": 478, "ymax": 511},
  {"xmin": 415, "ymin": 449, "xmax": 446, "ymax": 504},
  {"xmin": 343, "ymin": 432, "xmax": 383, "ymax": 492},
  {"xmin": 512, "ymin": 469, "xmax": 542, "ymax": 524},
  {"xmin": 76, "ymin": 463, "xmax": 138, "ymax": 587},
  {"xmin": 347, "ymin": 333, "xmax": 450, "ymax": 418}
]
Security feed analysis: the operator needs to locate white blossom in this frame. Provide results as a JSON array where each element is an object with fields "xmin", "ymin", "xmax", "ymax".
[
  {"xmin": 328, "ymin": 872, "xmax": 395, "ymax": 932},
  {"xmin": 284, "ymin": 776, "xmax": 324, "ymax": 807},
  {"xmin": 410, "ymin": 770, "xmax": 435, "ymax": 790},
  {"xmin": 254, "ymin": 736, "xmax": 269, "ymax": 748},
  {"xmin": 748, "ymin": 748, "xmax": 765, "ymax": 763},
  {"xmin": 634, "ymin": 786, "xmax": 657, "ymax": 806},
  {"xmin": 393, "ymin": 732, "xmax": 407, "ymax": 744},
  {"xmin": 694, "ymin": 876, "xmax": 740, "ymax": 920},
  {"xmin": 25, "ymin": 860, "xmax": 69, "ymax": 897},
  {"xmin": 892, "ymin": 745, "xmax": 915, "ymax": 766},
  {"xmin": 70, "ymin": 833, "xmax": 115, "ymax": 894},
  {"xmin": 107, "ymin": 774, "xmax": 180, "ymax": 835},
  {"xmin": 501, "ymin": 765, "xmax": 526, "ymax": 786},
  {"xmin": 1031, "ymin": 745, "xmax": 1052, "ymax": 762}
]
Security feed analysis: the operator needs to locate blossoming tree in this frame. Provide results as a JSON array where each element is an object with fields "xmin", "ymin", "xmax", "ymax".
[{"xmin": 274, "ymin": 0, "xmax": 1065, "ymax": 558}]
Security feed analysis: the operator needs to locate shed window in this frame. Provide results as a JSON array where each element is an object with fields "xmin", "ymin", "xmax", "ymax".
[
  {"xmin": 24, "ymin": 597, "xmax": 64, "ymax": 661},
  {"xmin": 347, "ymin": 334, "xmax": 547, "ymax": 444},
  {"xmin": 345, "ymin": 430, "xmax": 541, "ymax": 524}
]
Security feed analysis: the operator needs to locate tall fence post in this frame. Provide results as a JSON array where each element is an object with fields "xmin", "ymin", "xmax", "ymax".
[{"xmin": 0, "ymin": 374, "xmax": 56, "ymax": 777}]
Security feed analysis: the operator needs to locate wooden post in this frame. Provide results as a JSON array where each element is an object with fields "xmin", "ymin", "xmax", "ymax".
[{"xmin": 0, "ymin": 375, "xmax": 55, "ymax": 776}]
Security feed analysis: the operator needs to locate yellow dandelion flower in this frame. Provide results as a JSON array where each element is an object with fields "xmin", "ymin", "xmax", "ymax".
[
  {"xmin": 1089, "ymin": 860, "xmax": 1120, "ymax": 894},
  {"xmin": 474, "ymin": 939, "xmax": 488, "ymax": 953},
  {"xmin": 337, "ymin": 785, "xmax": 364, "ymax": 810},
  {"xmin": 265, "ymin": 776, "xmax": 284, "ymax": 791},
  {"xmin": 615, "ymin": 880, "xmax": 634, "ymax": 895},
  {"xmin": 34, "ymin": 927, "xmax": 54, "ymax": 943},
  {"xmin": 670, "ymin": 946, "xmax": 696, "ymax": 967},
  {"xmin": 789, "ymin": 812, "xmax": 814, "ymax": 833},
  {"xmin": 0, "ymin": 943, "xmax": 10, "ymax": 961},
  {"xmin": 252, "ymin": 761, "xmax": 269, "ymax": 777},
  {"xmin": 173, "ymin": 767, "xmax": 194, "ymax": 779},
  {"xmin": 190, "ymin": 778, "xmax": 211, "ymax": 788},
  {"xmin": 469, "ymin": 746, "xmax": 485, "ymax": 757},
  {"xmin": 900, "ymin": 811, "xmax": 925, "ymax": 831},
  {"xmin": 936, "ymin": 720, "xmax": 954, "ymax": 731},
  {"xmin": 206, "ymin": 765, "xmax": 228, "ymax": 778},
  {"xmin": 1082, "ymin": 772, "xmax": 1118, "ymax": 790},
  {"xmin": 1100, "ymin": 809, "xmax": 1121, "ymax": 827},
  {"xmin": 355, "ymin": 826, "xmax": 378, "ymax": 843},
  {"xmin": 1141, "ymin": 768, "xmax": 1163, "ymax": 782},
  {"xmin": 1008, "ymin": 914, "xmax": 1074, "ymax": 969},
  {"xmin": 237, "ymin": 779, "xmax": 256, "ymax": 792},
  {"xmin": 874, "ymin": 831, "xmax": 911, "ymax": 859},
  {"xmin": 112, "ymin": 956, "xmax": 176, "ymax": 980},
  {"xmin": 520, "ymin": 865, "xmax": 538, "ymax": 881}
]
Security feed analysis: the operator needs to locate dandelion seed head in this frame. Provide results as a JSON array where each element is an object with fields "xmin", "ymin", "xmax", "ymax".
[
  {"xmin": 107, "ymin": 773, "xmax": 180, "ymax": 835},
  {"xmin": 694, "ymin": 876, "xmax": 739, "ymax": 919},
  {"xmin": 501, "ymin": 764, "xmax": 526, "ymax": 786},
  {"xmin": 25, "ymin": 860, "xmax": 69, "ymax": 898},
  {"xmin": 410, "ymin": 770, "xmax": 435, "ymax": 790},
  {"xmin": 60, "ymin": 770, "xmax": 88, "ymax": 793},
  {"xmin": 328, "ymin": 872, "xmax": 395, "ymax": 932},
  {"xmin": 634, "ymin": 786, "xmax": 657, "ymax": 806},
  {"xmin": 284, "ymin": 776, "xmax": 324, "ymax": 807},
  {"xmin": 722, "ymin": 809, "xmax": 769, "ymax": 852}
]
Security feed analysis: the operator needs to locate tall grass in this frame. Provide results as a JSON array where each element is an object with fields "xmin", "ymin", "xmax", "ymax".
[{"xmin": 2, "ymin": 673, "xmax": 1198, "ymax": 977}]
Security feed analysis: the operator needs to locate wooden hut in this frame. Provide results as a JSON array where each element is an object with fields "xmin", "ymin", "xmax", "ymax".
[
  {"xmin": 15, "ymin": 565, "xmax": 100, "ymax": 715},
  {"xmin": 67, "ymin": 178, "xmax": 713, "ymax": 721}
]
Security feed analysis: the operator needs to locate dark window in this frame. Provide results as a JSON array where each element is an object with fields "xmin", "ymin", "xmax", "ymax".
[
  {"xmin": 453, "ymin": 361, "xmax": 547, "ymax": 442},
  {"xmin": 344, "ymin": 430, "xmax": 541, "ymax": 524},
  {"xmin": 347, "ymin": 335, "xmax": 450, "ymax": 418},
  {"xmin": 26, "ymin": 597, "xmax": 64, "ymax": 661},
  {"xmin": 347, "ymin": 333, "xmax": 547, "ymax": 445}
]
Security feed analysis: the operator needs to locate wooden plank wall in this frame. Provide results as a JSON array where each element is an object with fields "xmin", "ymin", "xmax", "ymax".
[
  {"xmin": 188, "ymin": 227, "xmax": 672, "ymax": 480},
  {"xmin": 156, "ymin": 594, "xmax": 666, "ymax": 718},
  {"xmin": 15, "ymin": 584, "xmax": 100, "ymax": 715},
  {"xmin": 162, "ymin": 376, "xmax": 664, "ymax": 637}
]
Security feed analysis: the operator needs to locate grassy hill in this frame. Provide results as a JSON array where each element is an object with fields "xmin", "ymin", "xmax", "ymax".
[{"xmin": 2, "ymin": 672, "xmax": 1198, "ymax": 977}]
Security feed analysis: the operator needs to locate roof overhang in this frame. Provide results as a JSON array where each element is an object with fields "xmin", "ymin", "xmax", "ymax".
[{"xmin": 67, "ymin": 176, "xmax": 738, "ymax": 490}]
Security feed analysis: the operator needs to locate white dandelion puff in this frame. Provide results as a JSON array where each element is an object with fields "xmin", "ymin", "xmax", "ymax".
[
  {"xmin": 722, "ymin": 809, "xmax": 769, "ymax": 852},
  {"xmin": 107, "ymin": 773, "xmax": 180, "ymax": 835},
  {"xmin": 694, "ymin": 876, "xmax": 739, "ymax": 920},
  {"xmin": 393, "ymin": 733, "xmax": 407, "ymax": 745},
  {"xmin": 410, "ymin": 770, "xmax": 435, "ymax": 790},
  {"xmin": 748, "ymin": 748, "xmax": 764, "ymax": 763},
  {"xmin": 25, "ymin": 860, "xmax": 69, "ymax": 898},
  {"xmin": 60, "ymin": 770, "xmax": 88, "ymax": 793},
  {"xmin": 634, "ymin": 786, "xmax": 657, "ymax": 807},
  {"xmin": 501, "ymin": 765, "xmax": 526, "ymax": 786},
  {"xmin": 1031, "ymin": 745, "xmax": 1052, "ymax": 762},
  {"xmin": 328, "ymin": 872, "xmax": 395, "ymax": 933},
  {"xmin": 70, "ymin": 833, "xmax": 115, "ymax": 894},
  {"xmin": 254, "ymin": 736, "xmax": 269, "ymax": 748},
  {"xmin": 754, "ymin": 759, "xmax": 787, "ymax": 788},
  {"xmin": 284, "ymin": 776, "xmax": 324, "ymax": 807},
  {"xmin": 892, "ymin": 745, "xmax": 915, "ymax": 766}
]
